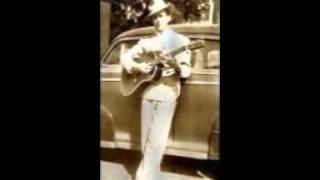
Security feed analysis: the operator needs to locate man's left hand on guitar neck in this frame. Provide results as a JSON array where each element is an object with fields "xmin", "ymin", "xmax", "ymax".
[{"xmin": 160, "ymin": 54, "xmax": 180, "ymax": 70}]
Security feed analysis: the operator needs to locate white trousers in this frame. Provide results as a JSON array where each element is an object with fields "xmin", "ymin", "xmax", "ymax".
[{"xmin": 135, "ymin": 99, "xmax": 177, "ymax": 180}]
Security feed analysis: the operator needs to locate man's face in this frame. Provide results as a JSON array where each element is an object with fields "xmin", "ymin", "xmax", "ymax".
[{"xmin": 153, "ymin": 11, "xmax": 172, "ymax": 32}]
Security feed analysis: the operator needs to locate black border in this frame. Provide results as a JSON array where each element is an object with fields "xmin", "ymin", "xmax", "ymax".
[
  {"xmin": 4, "ymin": 0, "xmax": 101, "ymax": 179},
  {"xmin": 3, "ymin": 0, "xmax": 316, "ymax": 179}
]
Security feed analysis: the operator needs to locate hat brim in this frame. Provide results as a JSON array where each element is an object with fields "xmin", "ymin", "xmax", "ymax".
[{"xmin": 148, "ymin": 4, "xmax": 169, "ymax": 17}]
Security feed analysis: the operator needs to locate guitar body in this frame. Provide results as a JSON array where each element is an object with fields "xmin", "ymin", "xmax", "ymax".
[
  {"xmin": 120, "ymin": 53, "xmax": 163, "ymax": 96},
  {"xmin": 120, "ymin": 65, "xmax": 160, "ymax": 96}
]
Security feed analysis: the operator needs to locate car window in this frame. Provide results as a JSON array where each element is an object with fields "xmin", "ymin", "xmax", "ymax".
[
  {"xmin": 191, "ymin": 39, "xmax": 220, "ymax": 70},
  {"xmin": 102, "ymin": 40, "xmax": 138, "ymax": 66},
  {"xmin": 103, "ymin": 44, "xmax": 120, "ymax": 65}
]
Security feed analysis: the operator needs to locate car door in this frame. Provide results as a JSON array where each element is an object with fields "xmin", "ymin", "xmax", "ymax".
[
  {"xmin": 101, "ymin": 38, "xmax": 176, "ymax": 150},
  {"xmin": 101, "ymin": 40, "xmax": 141, "ymax": 148},
  {"xmin": 168, "ymin": 37, "xmax": 220, "ymax": 159}
]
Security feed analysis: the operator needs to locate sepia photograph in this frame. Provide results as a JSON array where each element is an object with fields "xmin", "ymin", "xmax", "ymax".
[{"xmin": 100, "ymin": 0, "xmax": 220, "ymax": 179}]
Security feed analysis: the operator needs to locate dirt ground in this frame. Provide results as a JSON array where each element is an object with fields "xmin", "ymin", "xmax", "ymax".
[{"xmin": 101, "ymin": 148, "xmax": 219, "ymax": 180}]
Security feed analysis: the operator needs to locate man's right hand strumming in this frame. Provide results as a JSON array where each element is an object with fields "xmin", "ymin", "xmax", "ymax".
[{"xmin": 134, "ymin": 62, "xmax": 153, "ymax": 74}]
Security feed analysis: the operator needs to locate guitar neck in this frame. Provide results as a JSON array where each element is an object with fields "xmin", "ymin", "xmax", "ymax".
[
  {"xmin": 151, "ymin": 42, "xmax": 203, "ymax": 65},
  {"xmin": 164, "ymin": 41, "xmax": 203, "ymax": 57},
  {"xmin": 165, "ymin": 46, "xmax": 188, "ymax": 57}
]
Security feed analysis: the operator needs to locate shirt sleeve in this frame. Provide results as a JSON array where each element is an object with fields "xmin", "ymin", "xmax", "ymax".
[
  {"xmin": 120, "ymin": 39, "xmax": 146, "ymax": 73},
  {"xmin": 174, "ymin": 36, "xmax": 192, "ymax": 78}
]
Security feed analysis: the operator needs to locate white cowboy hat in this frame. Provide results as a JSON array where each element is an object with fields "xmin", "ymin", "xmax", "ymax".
[{"xmin": 148, "ymin": 0, "xmax": 170, "ymax": 17}]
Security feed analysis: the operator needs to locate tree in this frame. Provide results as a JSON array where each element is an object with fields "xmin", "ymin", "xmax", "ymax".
[{"xmin": 105, "ymin": 0, "xmax": 219, "ymax": 41}]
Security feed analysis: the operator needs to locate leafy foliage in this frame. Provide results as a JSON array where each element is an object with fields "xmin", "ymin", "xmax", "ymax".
[{"xmin": 103, "ymin": 0, "xmax": 218, "ymax": 41}]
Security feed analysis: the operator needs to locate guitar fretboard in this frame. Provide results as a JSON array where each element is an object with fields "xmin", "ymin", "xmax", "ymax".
[{"xmin": 164, "ymin": 41, "xmax": 203, "ymax": 57}]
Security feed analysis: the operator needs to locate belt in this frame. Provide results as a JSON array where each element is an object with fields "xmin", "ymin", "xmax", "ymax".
[{"xmin": 153, "ymin": 72, "xmax": 179, "ymax": 86}]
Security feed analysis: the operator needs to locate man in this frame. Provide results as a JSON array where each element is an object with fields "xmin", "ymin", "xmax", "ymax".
[{"xmin": 121, "ymin": 0, "xmax": 192, "ymax": 179}]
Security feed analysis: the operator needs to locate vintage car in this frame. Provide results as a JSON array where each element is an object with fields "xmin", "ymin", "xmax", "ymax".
[{"xmin": 101, "ymin": 24, "xmax": 220, "ymax": 160}]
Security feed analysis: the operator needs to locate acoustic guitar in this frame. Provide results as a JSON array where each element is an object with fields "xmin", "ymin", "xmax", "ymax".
[{"xmin": 120, "ymin": 41, "xmax": 204, "ymax": 96}]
